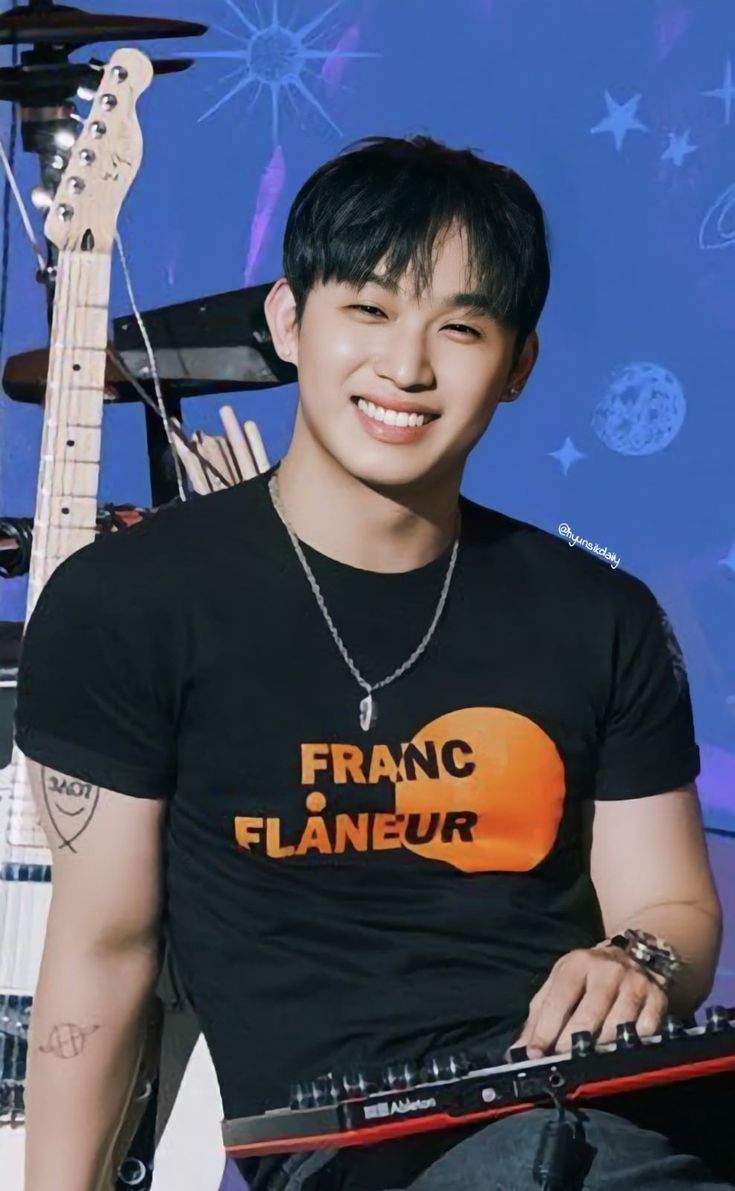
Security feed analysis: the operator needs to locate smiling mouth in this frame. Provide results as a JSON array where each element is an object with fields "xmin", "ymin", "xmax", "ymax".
[{"xmin": 351, "ymin": 396, "xmax": 439, "ymax": 427}]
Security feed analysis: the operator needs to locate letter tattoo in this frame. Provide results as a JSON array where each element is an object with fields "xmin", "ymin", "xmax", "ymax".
[{"xmin": 41, "ymin": 767, "xmax": 100, "ymax": 852}]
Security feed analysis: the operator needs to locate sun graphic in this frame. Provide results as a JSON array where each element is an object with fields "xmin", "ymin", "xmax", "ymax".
[{"xmin": 184, "ymin": 0, "xmax": 380, "ymax": 144}]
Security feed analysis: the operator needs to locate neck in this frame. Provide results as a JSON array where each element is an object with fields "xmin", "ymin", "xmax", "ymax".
[
  {"xmin": 276, "ymin": 416, "xmax": 461, "ymax": 573},
  {"xmin": 27, "ymin": 248, "xmax": 109, "ymax": 616}
]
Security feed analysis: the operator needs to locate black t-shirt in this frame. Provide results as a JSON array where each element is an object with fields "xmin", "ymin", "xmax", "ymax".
[{"xmin": 15, "ymin": 464, "xmax": 701, "ymax": 1129}]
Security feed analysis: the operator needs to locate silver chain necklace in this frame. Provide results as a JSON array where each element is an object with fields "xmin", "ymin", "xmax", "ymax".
[{"xmin": 268, "ymin": 471, "xmax": 461, "ymax": 731}]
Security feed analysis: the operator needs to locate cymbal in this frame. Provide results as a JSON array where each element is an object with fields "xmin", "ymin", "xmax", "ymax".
[
  {"xmin": 0, "ymin": 57, "xmax": 193, "ymax": 102},
  {"xmin": 0, "ymin": 4, "xmax": 207, "ymax": 46}
]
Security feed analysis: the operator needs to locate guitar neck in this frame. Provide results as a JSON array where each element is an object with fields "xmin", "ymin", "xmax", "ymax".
[{"xmin": 27, "ymin": 248, "xmax": 111, "ymax": 617}]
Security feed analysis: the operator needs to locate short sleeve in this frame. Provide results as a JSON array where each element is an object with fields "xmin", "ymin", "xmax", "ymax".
[
  {"xmin": 593, "ymin": 584, "xmax": 701, "ymax": 800},
  {"xmin": 14, "ymin": 543, "xmax": 177, "ymax": 799}
]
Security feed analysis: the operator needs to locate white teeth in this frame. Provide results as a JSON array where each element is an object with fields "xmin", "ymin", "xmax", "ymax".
[{"xmin": 356, "ymin": 398, "xmax": 430, "ymax": 427}]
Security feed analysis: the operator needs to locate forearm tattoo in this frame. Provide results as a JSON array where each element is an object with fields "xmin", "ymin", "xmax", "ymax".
[
  {"xmin": 38, "ymin": 1022, "xmax": 101, "ymax": 1059},
  {"xmin": 41, "ymin": 767, "xmax": 100, "ymax": 852}
]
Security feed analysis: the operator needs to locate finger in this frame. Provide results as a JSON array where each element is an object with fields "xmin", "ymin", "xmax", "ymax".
[
  {"xmin": 553, "ymin": 980, "xmax": 624, "ymax": 1053},
  {"xmin": 596, "ymin": 980, "xmax": 653, "ymax": 1045},
  {"xmin": 506, "ymin": 983, "xmax": 553, "ymax": 1059},
  {"xmin": 635, "ymin": 988, "xmax": 668, "ymax": 1040},
  {"xmin": 520, "ymin": 959, "xmax": 589, "ymax": 1056},
  {"xmin": 550, "ymin": 957, "xmax": 639, "ymax": 1053}
]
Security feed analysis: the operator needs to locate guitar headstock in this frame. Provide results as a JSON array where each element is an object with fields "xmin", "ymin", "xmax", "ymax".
[{"xmin": 44, "ymin": 48, "xmax": 154, "ymax": 254}]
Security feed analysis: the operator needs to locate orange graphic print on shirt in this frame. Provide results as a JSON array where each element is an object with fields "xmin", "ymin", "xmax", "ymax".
[
  {"xmin": 233, "ymin": 706, "xmax": 566, "ymax": 874},
  {"xmin": 396, "ymin": 707, "xmax": 565, "ymax": 872}
]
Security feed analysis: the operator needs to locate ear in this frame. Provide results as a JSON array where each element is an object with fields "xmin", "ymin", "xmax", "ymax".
[
  {"xmin": 264, "ymin": 278, "xmax": 300, "ymax": 366},
  {"xmin": 502, "ymin": 330, "xmax": 540, "ymax": 403}
]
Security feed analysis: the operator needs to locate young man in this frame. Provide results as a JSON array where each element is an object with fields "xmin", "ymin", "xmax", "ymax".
[{"xmin": 15, "ymin": 135, "xmax": 729, "ymax": 1190}]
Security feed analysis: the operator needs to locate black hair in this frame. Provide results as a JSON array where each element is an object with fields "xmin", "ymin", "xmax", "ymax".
[{"xmin": 282, "ymin": 134, "xmax": 551, "ymax": 357}]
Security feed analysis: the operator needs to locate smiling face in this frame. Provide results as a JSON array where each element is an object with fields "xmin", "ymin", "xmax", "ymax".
[{"xmin": 266, "ymin": 222, "xmax": 539, "ymax": 496}]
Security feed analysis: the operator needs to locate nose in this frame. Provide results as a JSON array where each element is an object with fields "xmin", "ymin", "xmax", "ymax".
[{"xmin": 374, "ymin": 327, "xmax": 436, "ymax": 391}]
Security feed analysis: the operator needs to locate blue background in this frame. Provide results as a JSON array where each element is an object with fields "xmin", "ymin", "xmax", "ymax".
[{"xmin": 1, "ymin": 0, "xmax": 734, "ymax": 1099}]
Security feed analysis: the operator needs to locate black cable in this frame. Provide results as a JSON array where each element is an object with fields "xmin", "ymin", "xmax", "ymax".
[
  {"xmin": 0, "ymin": 516, "xmax": 33, "ymax": 577},
  {"xmin": 0, "ymin": 2, "xmax": 19, "ymax": 371},
  {"xmin": 532, "ymin": 1092, "xmax": 585, "ymax": 1189}
]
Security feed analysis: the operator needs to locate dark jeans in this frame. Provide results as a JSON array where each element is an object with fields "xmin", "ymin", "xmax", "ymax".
[{"xmin": 247, "ymin": 1106, "xmax": 735, "ymax": 1191}]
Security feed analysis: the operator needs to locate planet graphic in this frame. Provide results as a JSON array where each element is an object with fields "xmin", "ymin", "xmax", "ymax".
[
  {"xmin": 592, "ymin": 362, "xmax": 686, "ymax": 456},
  {"xmin": 699, "ymin": 181, "xmax": 735, "ymax": 251}
]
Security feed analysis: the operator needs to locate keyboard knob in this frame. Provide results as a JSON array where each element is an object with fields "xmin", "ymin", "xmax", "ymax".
[
  {"xmin": 339, "ymin": 1070, "xmax": 370, "ymax": 1098},
  {"xmin": 309, "ymin": 1072, "xmax": 340, "ymax": 1105},
  {"xmin": 661, "ymin": 1015, "xmax": 686, "ymax": 1040},
  {"xmin": 418, "ymin": 1053, "xmax": 467, "ymax": 1082},
  {"xmin": 289, "ymin": 1081, "xmax": 315, "ymax": 1110},
  {"xmin": 570, "ymin": 1030, "xmax": 595, "ymax": 1057},
  {"xmin": 441, "ymin": 1051, "xmax": 472, "ymax": 1078},
  {"xmin": 382, "ymin": 1060, "xmax": 415, "ymax": 1091},
  {"xmin": 705, "ymin": 1005, "xmax": 730, "ymax": 1033},
  {"xmin": 469, "ymin": 1048, "xmax": 497, "ymax": 1071},
  {"xmin": 439, "ymin": 1052, "xmax": 471, "ymax": 1079},
  {"xmin": 507, "ymin": 1045, "xmax": 531, "ymax": 1063},
  {"xmin": 615, "ymin": 1022, "xmax": 641, "ymax": 1049}
]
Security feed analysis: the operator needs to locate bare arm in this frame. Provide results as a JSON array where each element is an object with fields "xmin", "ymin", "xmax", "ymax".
[
  {"xmin": 587, "ymin": 782, "xmax": 723, "ymax": 1015},
  {"xmin": 511, "ymin": 783, "xmax": 723, "ymax": 1056},
  {"xmin": 24, "ymin": 761, "xmax": 167, "ymax": 1191}
]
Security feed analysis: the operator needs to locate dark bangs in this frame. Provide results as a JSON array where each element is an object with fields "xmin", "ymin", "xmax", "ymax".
[{"xmin": 282, "ymin": 135, "xmax": 551, "ymax": 350}]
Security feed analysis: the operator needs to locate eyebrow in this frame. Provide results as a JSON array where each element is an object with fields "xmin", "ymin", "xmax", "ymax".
[{"xmin": 358, "ymin": 272, "xmax": 495, "ymax": 319}]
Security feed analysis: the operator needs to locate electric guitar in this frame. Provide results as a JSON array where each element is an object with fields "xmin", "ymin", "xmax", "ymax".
[{"xmin": 0, "ymin": 48, "xmax": 153, "ymax": 1188}]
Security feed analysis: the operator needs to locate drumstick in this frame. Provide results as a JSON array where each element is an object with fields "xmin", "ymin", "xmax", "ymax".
[
  {"xmin": 210, "ymin": 434, "xmax": 240, "ymax": 487},
  {"xmin": 243, "ymin": 419, "xmax": 270, "ymax": 472},
  {"xmin": 170, "ymin": 419, "xmax": 209, "ymax": 495},
  {"xmin": 197, "ymin": 433, "xmax": 233, "ymax": 491},
  {"xmin": 219, "ymin": 405, "xmax": 257, "ymax": 479}
]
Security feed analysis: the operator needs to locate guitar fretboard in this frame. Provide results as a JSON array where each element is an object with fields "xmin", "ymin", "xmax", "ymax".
[{"xmin": 8, "ymin": 247, "xmax": 110, "ymax": 852}]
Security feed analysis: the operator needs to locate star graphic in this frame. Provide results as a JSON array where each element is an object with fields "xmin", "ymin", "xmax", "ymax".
[
  {"xmin": 661, "ymin": 129, "xmax": 698, "ymax": 167},
  {"xmin": 702, "ymin": 58, "xmax": 735, "ymax": 125},
  {"xmin": 718, "ymin": 542, "xmax": 735, "ymax": 580},
  {"xmin": 590, "ymin": 92, "xmax": 648, "ymax": 151},
  {"xmin": 181, "ymin": 0, "xmax": 381, "ymax": 146},
  {"xmin": 547, "ymin": 437, "xmax": 588, "ymax": 476}
]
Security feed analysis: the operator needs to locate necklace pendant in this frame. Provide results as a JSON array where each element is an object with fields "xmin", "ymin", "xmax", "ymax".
[{"xmin": 359, "ymin": 691, "xmax": 377, "ymax": 731}]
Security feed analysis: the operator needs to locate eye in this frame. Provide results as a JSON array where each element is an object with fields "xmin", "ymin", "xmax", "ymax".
[
  {"xmin": 349, "ymin": 304, "xmax": 385, "ymax": 317},
  {"xmin": 445, "ymin": 323, "xmax": 481, "ymax": 338}
]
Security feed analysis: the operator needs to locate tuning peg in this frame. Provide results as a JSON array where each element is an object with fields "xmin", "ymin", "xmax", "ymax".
[
  {"xmin": 570, "ymin": 1030, "xmax": 595, "ymax": 1057},
  {"xmin": 54, "ymin": 128, "xmax": 76, "ymax": 151},
  {"xmin": 615, "ymin": 1022, "xmax": 641, "ymax": 1050},
  {"xmin": 704, "ymin": 1005, "xmax": 730, "ymax": 1034},
  {"xmin": 31, "ymin": 187, "xmax": 53, "ymax": 211}
]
